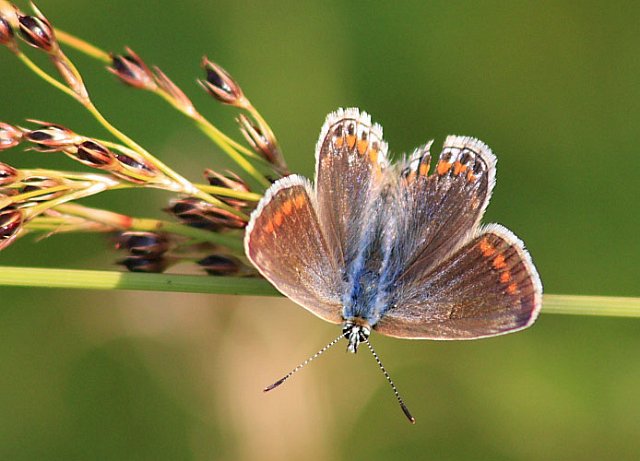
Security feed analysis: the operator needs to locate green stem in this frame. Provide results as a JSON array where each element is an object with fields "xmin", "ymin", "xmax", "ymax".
[
  {"xmin": 17, "ymin": 51, "xmax": 77, "ymax": 99},
  {"xmin": 0, "ymin": 267, "xmax": 635, "ymax": 318},
  {"xmin": 0, "ymin": 266, "xmax": 278, "ymax": 296},
  {"xmin": 541, "ymin": 294, "xmax": 640, "ymax": 317}
]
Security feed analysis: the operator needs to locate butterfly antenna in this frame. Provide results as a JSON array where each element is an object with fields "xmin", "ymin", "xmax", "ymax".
[
  {"xmin": 364, "ymin": 338, "xmax": 415, "ymax": 424},
  {"xmin": 263, "ymin": 332, "xmax": 346, "ymax": 392}
]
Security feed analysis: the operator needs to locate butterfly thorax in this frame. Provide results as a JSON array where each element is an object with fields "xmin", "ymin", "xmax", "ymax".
[{"xmin": 342, "ymin": 319, "xmax": 371, "ymax": 353}]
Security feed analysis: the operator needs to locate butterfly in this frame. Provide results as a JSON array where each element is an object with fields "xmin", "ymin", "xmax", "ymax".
[{"xmin": 244, "ymin": 108, "xmax": 542, "ymax": 422}]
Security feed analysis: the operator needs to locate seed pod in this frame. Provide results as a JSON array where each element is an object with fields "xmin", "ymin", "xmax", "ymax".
[
  {"xmin": 0, "ymin": 15, "xmax": 16, "ymax": 49},
  {"xmin": 0, "ymin": 207, "xmax": 23, "ymax": 251},
  {"xmin": 118, "ymin": 255, "xmax": 169, "ymax": 273},
  {"xmin": 115, "ymin": 231, "xmax": 169, "ymax": 256},
  {"xmin": 71, "ymin": 140, "xmax": 118, "ymax": 169},
  {"xmin": 153, "ymin": 66, "xmax": 195, "ymax": 115},
  {"xmin": 167, "ymin": 197, "xmax": 246, "ymax": 230},
  {"xmin": 205, "ymin": 169, "xmax": 251, "ymax": 193},
  {"xmin": 19, "ymin": 176, "xmax": 66, "ymax": 202},
  {"xmin": 17, "ymin": 11, "xmax": 56, "ymax": 53},
  {"xmin": 0, "ymin": 162, "xmax": 19, "ymax": 186},
  {"xmin": 166, "ymin": 198, "xmax": 220, "ymax": 231},
  {"xmin": 204, "ymin": 169, "xmax": 251, "ymax": 208},
  {"xmin": 197, "ymin": 254, "xmax": 241, "ymax": 276},
  {"xmin": 112, "ymin": 152, "xmax": 161, "ymax": 183},
  {"xmin": 0, "ymin": 122, "xmax": 22, "ymax": 151},
  {"xmin": 108, "ymin": 48, "xmax": 157, "ymax": 91},
  {"xmin": 198, "ymin": 57, "xmax": 246, "ymax": 107},
  {"xmin": 23, "ymin": 121, "xmax": 80, "ymax": 150},
  {"xmin": 237, "ymin": 114, "xmax": 287, "ymax": 174}
]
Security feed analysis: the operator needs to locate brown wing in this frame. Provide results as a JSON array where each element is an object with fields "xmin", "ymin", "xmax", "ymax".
[
  {"xmin": 314, "ymin": 108, "xmax": 389, "ymax": 270},
  {"xmin": 244, "ymin": 175, "xmax": 343, "ymax": 323},
  {"xmin": 375, "ymin": 225, "xmax": 542, "ymax": 339},
  {"xmin": 392, "ymin": 136, "xmax": 496, "ymax": 283}
]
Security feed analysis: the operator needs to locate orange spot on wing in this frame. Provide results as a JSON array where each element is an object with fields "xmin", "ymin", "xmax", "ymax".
[
  {"xmin": 264, "ymin": 220, "xmax": 274, "ymax": 233},
  {"xmin": 334, "ymin": 136, "xmax": 344, "ymax": 148},
  {"xmin": 282, "ymin": 199, "xmax": 294, "ymax": 215},
  {"xmin": 479, "ymin": 239, "xmax": 495, "ymax": 257},
  {"xmin": 453, "ymin": 161, "xmax": 467, "ymax": 176},
  {"xmin": 507, "ymin": 283, "xmax": 518, "ymax": 295},
  {"xmin": 294, "ymin": 194, "xmax": 306, "ymax": 209},
  {"xmin": 466, "ymin": 170, "xmax": 476, "ymax": 182},
  {"xmin": 346, "ymin": 134, "xmax": 357, "ymax": 150},
  {"xmin": 500, "ymin": 271, "xmax": 511, "ymax": 283},
  {"xmin": 492, "ymin": 254, "xmax": 507, "ymax": 270},
  {"xmin": 273, "ymin": 212, "xmax": 284, "ymax": 227},
  {"xmin": 437, "ymin": 161, "xmax": 452, "ymax": 176},
  {"xmin": 404, "ymin": 171, "xmax": 416, "ymax": 184},
  {"xmin": 418, "ymin": 163, "xmax": 429, "ymax": 176},
  {"xmin": 368, "ymin": 148, "xmax": 378, "ymax": 164},
  {"xmin": 357, "ymin": 139, "xmax": 368, "ymax": 155}
]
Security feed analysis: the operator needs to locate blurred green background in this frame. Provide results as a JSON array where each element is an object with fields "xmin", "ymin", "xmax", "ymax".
[{"xmin": 1, "ymin": 1, "xmax": 639, "ymax": 460}]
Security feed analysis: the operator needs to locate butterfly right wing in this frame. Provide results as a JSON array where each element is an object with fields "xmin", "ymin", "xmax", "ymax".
[
  {"xmin": 375, "ymin": 224, "xmax": 542, "ymax": 339},
  {"xmin": 245, "ymin": 175, "xmax": 344, "ymax": 324}
]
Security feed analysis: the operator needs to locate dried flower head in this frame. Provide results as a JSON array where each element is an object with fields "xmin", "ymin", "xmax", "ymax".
[
  {"xmin": 204, "ymin": 169, "xmax": 252, "ymax": 208},
  {"xmin": 115, "ymin": 231, "xmax": 170, "ymax": 256},
  {"xmin": 109, "ymin": 48, "xmax": 157, "ymax": 91},
  {"xmin": 237, "ymin": 114, "xmax": 287, "ymax": 174},
  {"xmin": 205, "ymin": 168, "xmax": 250, "ymax": 193},
  {"xmin": 197, "ymin": 254, "xmax": 242, "ymax": 276},
  {"xmin": 0, "ymin": 122, "xmax": 22, "ymax": 150},
  {"xmin": 118, "ymin": 255, "xmax": 169, "ymax": 273},
  {"xmin": 18, "ymin": 175, "xmax": 66, "ymax": 202},
  {"xmin": 72, "ymin": 140, "xmax": 118, "ymax": 169},
  {"xmin": 0, "ymin": 162, "xmax": 20, "ymax": 186},
  {"xmin": 0, "ymin": 14, "xmax": 16, "ymax": 49},
  {"xmin": 153, "ymin": 67, "xmax": 196, "ymax": 115},
  {"xmin": 23, "ymin": 120, "xmax": 81, "ymax": 150},
  {"xmin": 199, "ymin": 57, "xmax": 246, "ymax": 107},
  {"xmin": 167, "ymin": 197, "xmax": 246, "ymax": 231},
  {"xmin": 112, "ymin": 151, "xmax": 162, "ymax": 184},
  {"xmin": 17, "ymin": 10, "xmax": 56, "ymax": 53},
  {"xmin": 0, "ymin": 207, "xmax": 23, "ymax": 251}
]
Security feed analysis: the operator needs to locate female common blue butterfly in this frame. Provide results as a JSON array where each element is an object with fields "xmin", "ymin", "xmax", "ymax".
[{"xmin": 244, "ymin": 108, "xmax": 542, "ymax": 422}]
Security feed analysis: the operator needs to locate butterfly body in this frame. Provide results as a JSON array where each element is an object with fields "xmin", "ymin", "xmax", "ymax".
[{"xmin": 245, "ymin": 108, "xmax": 542, "ymax": 347}]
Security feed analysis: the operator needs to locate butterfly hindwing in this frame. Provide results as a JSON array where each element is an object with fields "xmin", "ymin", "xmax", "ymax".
[
  {"xmin": 375, "ymin": 224, "xmax": 542, "ymax": 339},
  {"xmin": 244, "ymin": 175, "xmax": 343, "ymax": 324}
]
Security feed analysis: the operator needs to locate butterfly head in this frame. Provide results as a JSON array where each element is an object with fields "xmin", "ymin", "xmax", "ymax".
[{"xmin": 342, "ymin": 319, "xmax": 371, "ymax": 353}]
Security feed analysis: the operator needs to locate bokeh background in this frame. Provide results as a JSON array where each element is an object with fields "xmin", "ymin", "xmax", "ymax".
[{"xmin": 1, "ymin": 1, "xmax": 639, "ymax": 460}]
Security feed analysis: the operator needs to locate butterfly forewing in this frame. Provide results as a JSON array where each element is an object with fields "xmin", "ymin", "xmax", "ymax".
[
  {"xmin": 314, "ymin": 108, "xmax": 389, "ymax": 269},
  {"xmin": 391, "ymin": 136, "xmax": 496, "ymax": 283},
  {"xmin": 244, "ymin": 175, "xmax": 343, "ymax": 323},
  {"xmin": 375, "ymin": 224, "xmax": 542, "ymax": 339}
]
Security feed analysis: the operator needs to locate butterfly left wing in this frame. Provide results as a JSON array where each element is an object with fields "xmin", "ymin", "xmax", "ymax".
[
  {"xmin": 375, "ymin": 224, "xmax": 542, "ymax": 339},
  {"xmin": 245, "ymin": 175, "xmax": 344, "ymax": 324}
]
